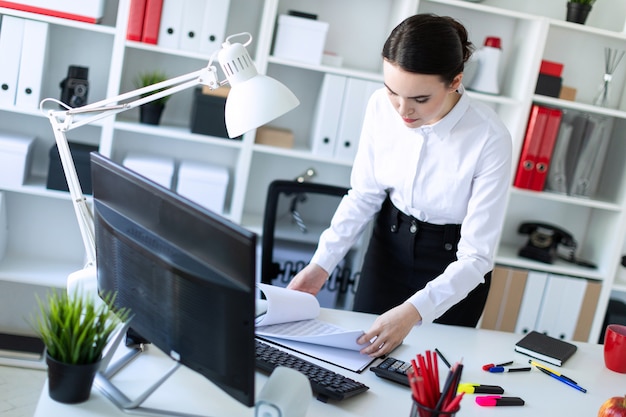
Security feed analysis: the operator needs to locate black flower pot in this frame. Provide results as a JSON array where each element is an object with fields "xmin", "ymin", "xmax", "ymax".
[
  {"xmin": 46, "ymin": 353, "xmax": 101, "ymax": 404},
  {"xmin": 566, "ymin": 2, "xmax": 592, "ymax": 24},
  {"xmin": 139, "ymin": 102, "xmax": 165, "ymax": 125}
]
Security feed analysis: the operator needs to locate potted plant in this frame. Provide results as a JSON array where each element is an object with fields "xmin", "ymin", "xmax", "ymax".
[
  {"xmin": 566, "ymin": 0, "xmax": 596, "ymax": 24},
  {"xmin": 32, "ymin": 290, "xmax": 129, "ymax": 404},
  {"xmin": 134, "ymin": 70, "xmax": 171, "ymax": 125}
]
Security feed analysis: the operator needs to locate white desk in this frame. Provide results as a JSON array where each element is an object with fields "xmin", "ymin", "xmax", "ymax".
[{"xmin": 34, "ymin": 308, "xmax": 625, "ymax": 417}]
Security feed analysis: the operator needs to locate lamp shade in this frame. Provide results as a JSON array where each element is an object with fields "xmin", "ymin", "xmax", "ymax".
[{"xmin": 218, "ymin": 39, "xmax": 299, "ymax": 138}]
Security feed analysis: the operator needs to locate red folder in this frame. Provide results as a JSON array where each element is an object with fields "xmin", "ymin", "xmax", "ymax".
[
  {"xmin": 514, "ymin": 105, "xmax": 549, "ymax": 190},
  {"xmin": 141, "ymin": 0, "xmax": 164, "ymax": 44},
  {"xmin": 126, "ymin": 0, "xmax": 147, "ymax": 41},
  {"xmin": 530, "ymin": 108, "xmax": 563, "ymax": 191}
]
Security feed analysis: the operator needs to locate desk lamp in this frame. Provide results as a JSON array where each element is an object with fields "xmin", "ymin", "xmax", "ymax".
[{"xmin": 42, "ymin": 32, "xmax": 299, "ymax": 296}]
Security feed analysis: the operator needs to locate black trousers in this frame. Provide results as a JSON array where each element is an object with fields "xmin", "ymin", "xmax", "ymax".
[{"xmin": 353, "ymin": 197, "xmax": 491, "ymax": 327}]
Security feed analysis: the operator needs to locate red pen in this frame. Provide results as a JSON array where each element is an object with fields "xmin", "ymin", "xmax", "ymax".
[
  {"xmin": 443, "ymin": 392, "xmax": 465, "ymax": 412},
  {"xmin": 476, "ymin": 396, "xmax": 525, "ymax": 406}
]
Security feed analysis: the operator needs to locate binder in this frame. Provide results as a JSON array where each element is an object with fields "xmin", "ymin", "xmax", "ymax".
[
  {"xmin": 198, "ymin": 0, "xmax": 231, "ymax": 54},
  {"xmin": 569, "ymin": 116, "xmax": 609, "ymax": 198},
  {"xmin": 141, "ymin": 0, "xmax": 164, "ymax": 44},
  {"xmin": 530, "ymin": 107, "xmax": 562, "ymax": 191},
  {"xmin": 334, "ymin": 78, "xmax": 380, "ymax": 162},
  {"xmin": 514, "ymin": 270, "xmax": 548, "ymax": 335},
  {"xmin": 563, "ymin": 114, "xmax": 589, "ymax": 191},
  {"xmin": 126, "ymin": 0, "xmax": 147, "ymax": 41},
  {"xmin": 15, "ymin": 19, "xmax": 48, "ymax": 110},
  {"xmin": 480, "ymin": 266, "xmax": 527, "ymax": 332},
  {"xmin": 513, "ymin": 105, "xmax": 549, "ymax": 189},
  {"xmin": 0, "ymin": 15, "xmax": 25, "ymax": 107},
  {"xmin": 572, "ymin": 280, "xmax": 601, "ymax": 342},
  {"xmin": 179, "ymin": 0, "xmax": 206, "ymax": 51},
  {"xmin": 545, "ymin": 120, "xmax": 572, "ymax": 194},
  {"xmin": 534, "ymin": 274, "xmax": 587, "ymax": 341},
  {"xmin": 310, "ymin": 74, "xmax": 347, "ymax": 158},
  {"xmin": 157, "ymin": 0, "xmax": 183, "ymax": 49}
]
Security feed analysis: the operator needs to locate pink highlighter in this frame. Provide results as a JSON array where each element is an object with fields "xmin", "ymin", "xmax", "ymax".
[{"xmin": 476, "ymin": 396, "xmax": 525, "ymax": 406}]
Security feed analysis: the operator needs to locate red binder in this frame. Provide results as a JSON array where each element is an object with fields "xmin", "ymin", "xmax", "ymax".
[
  {"xmin": 514, "ymin": 105, "xmax": 549, "ymax": 190},
  {"xmin": 126, "ymin": 0, "xmax": 147, "ymax": 41},
  {"xmin": 141, "ymin": 0, "xmax": 164, "ymax": 44},
  {"xmin": 530, "ymin": 108, "xmax": 563, "ymax": 191}
]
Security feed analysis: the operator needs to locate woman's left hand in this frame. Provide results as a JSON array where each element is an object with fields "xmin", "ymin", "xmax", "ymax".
[{"xmin": 357, "ymin": 302, "xmax": 422, "ymax": 357}]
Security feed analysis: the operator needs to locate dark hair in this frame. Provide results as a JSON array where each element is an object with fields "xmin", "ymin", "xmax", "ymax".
[{"xmin": 382, "ymin": 14, "xmax": 474, "ymax": 85}]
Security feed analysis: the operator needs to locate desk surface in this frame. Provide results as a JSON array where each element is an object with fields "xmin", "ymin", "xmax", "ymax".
[{"xmin": 34, "ymin": 308, "xmax": 625, "ymax": 417}]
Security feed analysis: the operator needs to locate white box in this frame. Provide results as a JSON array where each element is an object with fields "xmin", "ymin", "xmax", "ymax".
[
  {"xmin": 123, "ymin": 153, "xmax": 175, "ymax": 189},
  {"xmin": 273, "ymin": 15, "xmax": 329, "ymax": 65},
  {"xmin": 176, "ymin": 160, "xmax": 229, "ymax": 215},
  {"xmin": 0, "ymin": 131, "xmax": 35, "ymax": 187},
  {"xmin": 0, "ymin": 0, "xmax": 106, "ymax": 23}
]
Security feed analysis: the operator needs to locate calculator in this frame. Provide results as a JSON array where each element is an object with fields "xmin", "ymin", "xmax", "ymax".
[{"xmin": 370, "ymin": 356, "xmax": 412, "ymax": 386}]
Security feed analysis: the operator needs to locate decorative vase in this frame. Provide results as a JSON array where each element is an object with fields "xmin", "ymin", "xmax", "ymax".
[
  {"xmin": 46, "ymin": 353, "xmax": 101, "ymax": 404},
  {"xmin": 566, "ymin": 2, "xmax": 592, "ymax": 24},
  {"xmin": 139, "ymin": 102, "xmax": 165, "ymax": 125}
]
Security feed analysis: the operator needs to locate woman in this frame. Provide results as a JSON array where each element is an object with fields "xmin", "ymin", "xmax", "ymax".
[{"xmin": 287, "ymin": 14, "xmax": 512, "ymax": 357}]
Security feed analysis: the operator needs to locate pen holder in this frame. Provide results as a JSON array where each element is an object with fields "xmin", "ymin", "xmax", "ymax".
[{"xmin": 410, "ymin": 396, "xmax": 460, "ymax": 417}]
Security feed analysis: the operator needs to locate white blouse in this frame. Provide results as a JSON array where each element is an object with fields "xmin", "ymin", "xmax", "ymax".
[{"xmin": 310, "ymin": 86, "xmax": 513, "ymax": 324}]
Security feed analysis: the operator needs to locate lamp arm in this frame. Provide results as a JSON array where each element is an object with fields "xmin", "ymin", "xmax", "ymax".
[{"xmin": 44, "ymin": 64, "xmax": 221, "ymax": 268}]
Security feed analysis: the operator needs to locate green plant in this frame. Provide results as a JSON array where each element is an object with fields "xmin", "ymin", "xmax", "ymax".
[
  {"xmin": 568, "ymin": 0, "xmax": 596, "ymax": 5},
  {"xmin": 32, "ymin": 290, "xmax": 130, "ymax": 365},
  {"xmin": 134, "ymin": 70, "xmax": 171, "ymax": 105}
]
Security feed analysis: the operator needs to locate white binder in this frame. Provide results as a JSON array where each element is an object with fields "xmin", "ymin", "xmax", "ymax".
[
  {"xmin": 569, "ymin": 116, "xmax": 608, "ymax": 198},
  {"xmin": 178, "ymin": 0, "xmax": 206, "ymax": 51},
  {"xmin": 198, "ymin": 0, "xmax": 231, "ymax": 54},
  {"xmin": 157, "ymin": 0, "xmax": 184, "ymax": 49},
  {"xmin": 334, "ymin": 78, "xmax": 380, "ymax": 162},
  {"xmin": 0, "ymin": 15, "xmax": 25, "ymax": 107},
  {"xmin": 310, "ymin": 74, "xmax": 347, "ymax": 158},
  {"xmin": 534, "ymin": 274, "xmax": 587, "ymax": 341},
  {"xmin": 514, "ymin": 270, "xmax": 548, "ymax": 335},
  {"xmin": 545, "ymin": 121, "xmax": 572, "ymax": 194},
  {"xmin": 15, "ymin": 19, "xmax": 49, "ymax": 109}
]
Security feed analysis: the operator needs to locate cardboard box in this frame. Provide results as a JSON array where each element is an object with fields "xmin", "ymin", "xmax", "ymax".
[
  {"xmin": 0, "ymin": 131, "xmax": 35, "ymax": 188},
  {"xmin": 176, "ymin": 160, "xmax": 229, "ymax": 215},
  {"xmin": 47, "ymin": 142, "xmax": 98, "ymax": 194},
  {"xmin": 559, "ymin": 85, "xmax": 577, "ymax": 101},
  {"xmin": 0, "ymin": 0, "xmax": 106, "ymax": 23},
  {"xmin": 273, "ymin": 14, "xmax": 329, "ymax": 65},
  {"xmin": 123, "ymin": 153, "xmax": 175, "ymax": 189},
  {"xmin": 255, "ymin": 126, "xmax": 294, "ymax": 149}
]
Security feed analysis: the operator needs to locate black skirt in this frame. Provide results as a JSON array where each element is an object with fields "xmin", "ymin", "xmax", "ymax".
[{"xmin": 353, "ymin": 197, "xmax": 491, "ymax": 327}]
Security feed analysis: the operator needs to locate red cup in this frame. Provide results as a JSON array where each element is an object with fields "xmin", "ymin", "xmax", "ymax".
[{"xmin": 604, "ymin": 324, "xmax": 626, "ymax": 373}]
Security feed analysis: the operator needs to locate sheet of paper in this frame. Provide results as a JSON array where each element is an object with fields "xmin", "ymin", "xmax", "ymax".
[
  {"xmin": 258, "ymin": 336, "xmax": 375, "ymax": 373},
  {"xmin": 255, "ymin": 283, "xmax": 319, "ymax": 326},
  {"xmin": 256, "ymin": 319, "xmax": 365, "ymax": 350}
]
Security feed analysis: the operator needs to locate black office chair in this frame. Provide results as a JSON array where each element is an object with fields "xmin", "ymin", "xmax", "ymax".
[{"xmin": 260, "ymin": 179, "xmax": 361, "ymax": 309}]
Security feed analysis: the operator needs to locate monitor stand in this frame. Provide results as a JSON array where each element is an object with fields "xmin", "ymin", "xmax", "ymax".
[{"xmin": 94, "ymin": 321, "xmax": 209, "ymax": 417}]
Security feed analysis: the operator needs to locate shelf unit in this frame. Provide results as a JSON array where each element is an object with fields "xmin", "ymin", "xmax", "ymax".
[{"xmin": 1, "ymin": 0, "xmax": 626, "ymax": 343}]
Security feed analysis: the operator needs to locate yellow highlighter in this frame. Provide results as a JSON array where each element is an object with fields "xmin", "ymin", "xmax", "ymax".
[{"xmin": 457, "ymin": 383, "xmax": 504, "ymax": 394}]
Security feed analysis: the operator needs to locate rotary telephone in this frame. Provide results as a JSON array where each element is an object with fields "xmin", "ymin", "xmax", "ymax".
[{"xmin": 517, "ymin": 222, "xmax": 595, "ymax": 268}]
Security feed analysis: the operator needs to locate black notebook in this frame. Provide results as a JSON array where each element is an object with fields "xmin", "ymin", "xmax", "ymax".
[{"xmin": 514, "ymin": 331, "xmax": 577, "ymax": 366}]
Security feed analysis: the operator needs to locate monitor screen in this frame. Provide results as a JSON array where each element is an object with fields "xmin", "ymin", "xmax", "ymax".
[{"xmin": 90, "ymin": 152, "xmax": 256, "ymax": 407}]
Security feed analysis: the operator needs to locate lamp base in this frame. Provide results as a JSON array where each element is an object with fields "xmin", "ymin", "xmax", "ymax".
[{"xmin": 67, "ymin": 265, "xmax": 101, "ymax": 306}]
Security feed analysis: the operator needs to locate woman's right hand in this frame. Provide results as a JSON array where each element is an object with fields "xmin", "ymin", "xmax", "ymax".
[{"xmin": 286, "ymin": 263, "xmax": 329, "ymax": 296}]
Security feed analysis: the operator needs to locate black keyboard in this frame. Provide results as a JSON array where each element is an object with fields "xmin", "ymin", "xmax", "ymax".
[{"xmin": 255, "ymin": 339, "xmax": 369, "ymax": 402}]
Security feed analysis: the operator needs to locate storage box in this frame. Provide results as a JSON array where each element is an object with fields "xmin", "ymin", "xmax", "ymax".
[
  {"xmin": 190, "ymin": 88, "xmax": 241, "ymax": 140},
  {"xmin": 123, "ymin": 153, "xmax": 175, "ymax": 189},
  {"xmin": 46, "ymin": 142, "xmax": 98, "ymax": 194},
  {"xmin": 0, "ymin": 132, "xmax": 35, "ymax": 188},
  {"xmin": 176, "ymin": 160, "xmax": 229, "ymax": 214},
  {"xmin": 255, "ymin": 126, "xmax": 294, "ymax": 148},
  {"xmin": 535, "ymin": 73, "xmax": 562, "ymax": 98},
  {"xmin": 273, "ymin": 14, "xmax": 329, "ymax": 65},
  {"xmin": 0, "ymin": 0, "xmax": 106, "ymax": 23},
  {"xmin": 540, "ymin": 60, "xmax": 564, "ymax": 77},
  {"xmin": 560, "ymin": 85, "xmax": 577, "ymax": 101}
]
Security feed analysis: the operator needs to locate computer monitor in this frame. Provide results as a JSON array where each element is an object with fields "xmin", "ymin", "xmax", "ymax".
[{"xmin": 90, "ymin": 152, "xmax": 257, "ymax": 408}]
